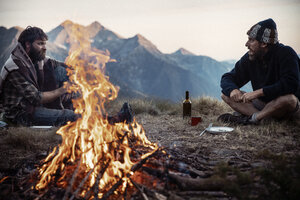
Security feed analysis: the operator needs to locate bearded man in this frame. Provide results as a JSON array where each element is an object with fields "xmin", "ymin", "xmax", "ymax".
[
  {"xmin": 218, "ymin": 18, "xmax": 300, "ymax": 125},
  {"xmin": 0, "ymin": 26, "xmax": 133, "ymax": 126},
  {"xmin": 0, "ymin": 26, "xmax": 78, "ymax": 126}
]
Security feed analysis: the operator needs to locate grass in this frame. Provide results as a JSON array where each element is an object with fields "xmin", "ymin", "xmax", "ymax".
[
  {"xmin": 212, "ymin": 151, "xmax": 300, "ymax": 199},
  {"xmin": 0, "ymin": 96, "xmax": 299, "ymax": 199},
  {"xmin": 0, "ymin": 127, "xmax": 60, "ymax": 173},
  {"xmin": 106, "ymin": 96, "xmax": 231, "ymax": 118},
  {"xmin": 106, "ymin": 97, "xmax": 182, "ymax": 116},
  {"xmin": 255, "ymin": 151, "xmax": 300, "ymax": 200}
]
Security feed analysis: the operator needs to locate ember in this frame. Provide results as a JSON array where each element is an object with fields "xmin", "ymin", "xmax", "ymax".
[{"xmin": 35, "ymin": 21, "xmax": 158, "ymax": 199}]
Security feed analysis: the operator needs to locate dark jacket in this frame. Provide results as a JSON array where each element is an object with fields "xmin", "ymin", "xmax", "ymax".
[{"xmin": 221, "ymin": 43, "xmax": 300, "ymax": 103}]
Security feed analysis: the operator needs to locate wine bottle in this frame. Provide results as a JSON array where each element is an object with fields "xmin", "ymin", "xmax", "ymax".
[{"xmin": 183, "ymin": 91, "xmax": 191, "ymax": 118}]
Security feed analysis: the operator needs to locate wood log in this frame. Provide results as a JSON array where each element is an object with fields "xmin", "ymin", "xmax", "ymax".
[
  {"xmin": 62, "ymin": 158, "xmax": 82, "ymax": 200},
  {"xmin": 92, "ymin": 159, "xmax": 110, "ymax": 200},
  {"xmin": 129, "ymin": 178, "xmax": 149, "ymax": 200},
  {"xmin": 177, "ymin": 191, "xmax": 228, "ymax": 197},
  {"xmin": 99, "ymin": 178, "xmax": 123, "ymax": 200},
  {"xmin": 168, "ymin": 173, "xmax": 227, "ymax": 191},
  {"xmin": 131, "ymin": 148, "xmax": 160, "ymax": 172},
  {"xmin": 69, "ymin": 158, "xmax": 102, "ymax": 200},
  {"xmin": 142, "ymin": 166, "xmax": 232, "ymax": 191},
  {"xmin": 166, "ymin": 163, "xmax": 212, "ymax": 178}
]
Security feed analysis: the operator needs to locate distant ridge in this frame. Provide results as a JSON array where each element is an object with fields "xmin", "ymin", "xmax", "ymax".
[{"xmin": 173, "ymin": 48, "xmax": 195, "ymax": 56}]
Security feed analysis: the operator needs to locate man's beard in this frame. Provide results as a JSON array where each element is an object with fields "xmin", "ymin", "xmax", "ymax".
[
  {"xmin": 248, "ymin": 48, "xmax": 264, "ymax": 61},
  {"xmin": 29, "ymin": 45, "xmax": 46, "ymax": 62}
]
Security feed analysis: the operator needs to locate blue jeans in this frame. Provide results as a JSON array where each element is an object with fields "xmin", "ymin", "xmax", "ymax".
[{"xmin": 31, "ymin": 107, "xmax": 78, "ymax": 126}]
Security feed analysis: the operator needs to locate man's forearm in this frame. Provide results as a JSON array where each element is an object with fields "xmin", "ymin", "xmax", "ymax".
[{"xmin": 41, "ymin": 86, "xmax": 66, "ymax": 104}]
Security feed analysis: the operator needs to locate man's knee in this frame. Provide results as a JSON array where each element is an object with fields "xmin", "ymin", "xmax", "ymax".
[
  {"xmin": 275, "ymin": 94, "xmax": 298, "ymax": 111},
  {"xmin": 61, "ymin": 109, "xmax": 79, "ymax": 123}
]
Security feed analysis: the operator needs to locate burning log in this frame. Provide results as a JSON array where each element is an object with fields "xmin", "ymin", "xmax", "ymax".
[
  {"xmin": 99, "ymin": 178, "xmax": 123, "ymax": 200},
  {"xmin": 97, "ymin": 148, "xmax": 161, "ymax": 200},
  {"xmin": 91, "ymin": 159, "xmax": 111, "ymax": 200},
  {"xmin": 129, "ymin": 178, "xmax": 149, "ymax": 200},
  {"xmin": 68, "ymin": 159, "xmax": 100, "ymax": 200},
  {"xmin": 63, "ymin": 158, "xmax": 82, "ymax": 200}
]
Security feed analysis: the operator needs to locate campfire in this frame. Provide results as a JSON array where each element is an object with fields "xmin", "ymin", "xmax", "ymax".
[{"xmin": 35, "ymin": 22, "xmax": 159, "ymax": 199}]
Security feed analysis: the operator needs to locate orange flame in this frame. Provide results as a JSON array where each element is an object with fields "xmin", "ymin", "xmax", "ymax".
[{"xmin": 36, "ymin": 21, "xmax": 158, "ymax": 198}]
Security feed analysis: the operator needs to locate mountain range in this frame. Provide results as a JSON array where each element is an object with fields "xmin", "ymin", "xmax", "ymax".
[{"xmin": 0, "ymin": 20, "xmax": 233, "ymax": 101}]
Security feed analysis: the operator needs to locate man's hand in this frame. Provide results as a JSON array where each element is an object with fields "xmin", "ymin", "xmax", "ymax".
[
  {"xmin": 230, "ymin": 89, "xmax": 243, "ymax": 102},
  {"xmin": 63, "ymin": 81, "xmax": 72, "ymax": 92},
  {"xmin": 41, "ymin": 82, "xmax": 72, "ymax": 104},
  {"xmin": 241, "ymin": 89, "xmax": 264, "ymax": 103}
]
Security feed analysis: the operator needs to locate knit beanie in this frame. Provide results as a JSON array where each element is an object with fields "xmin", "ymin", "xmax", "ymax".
[{"xmin": 247, "ymin": 18, "xmax": 278, "ymax": 44}]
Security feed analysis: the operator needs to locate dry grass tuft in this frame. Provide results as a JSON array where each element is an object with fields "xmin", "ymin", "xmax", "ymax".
[
  {"xmin": 0, "ymin": 127, "xmax": 61, "ymax": 171},
  {"xmin": 106, "ymin": 98, "xmax": 181, "ymax": 116},
  {"xmin": 4, "ymin": 127, "xmax": 60, "ymax": 150},
  {"xmin": 106, "ymin": 96, "xmax": 230, "ymax": 119},
  {"xmin": 191, "ymin": 96, "xmax": 231, "ymax": 116}
]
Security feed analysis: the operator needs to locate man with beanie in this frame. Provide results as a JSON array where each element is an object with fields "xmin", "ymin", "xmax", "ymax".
[{"xmin": 218, "ymin": 18, "xmax": 300, "ymax": 125}]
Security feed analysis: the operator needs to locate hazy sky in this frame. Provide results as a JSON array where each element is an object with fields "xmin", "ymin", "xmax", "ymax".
[{"xmin": 0, "ymin": 0, "xmax": 299, "ymax": 60}]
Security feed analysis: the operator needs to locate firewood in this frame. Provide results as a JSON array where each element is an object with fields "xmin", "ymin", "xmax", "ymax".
[
  {"xmin": 234, "ymin": 152, "xmax": 251, "ymax": 162},
  {"xmin": 142, "ymin": 166, "xmax": 230, "ymax": 191},
  {"xmin": 131, "ymin": 148, "xmax": 160, "ymax": 172},
  {"xmin": 142, "ymin": 166, "xmax": 165, "ymax": 179},
  {"xmin": 177, "ymin": 191, "xmax": 228, "ymax": 197},
  {"xmin": 166, "ymin": 162, "xmax": 211, "ymax": 178},
  {"xmin": 123, "ymin": 184, "xmax": 128, "ymax": 200},
  {"xmin": 62, "ymin": 158, "xmax": 82, "ymax": 200},
  {"xmin": 92, "ymin": 159, "xmax": 110, "ymax": 200},
  {"xmin": 129, "ymin": 178, "xmax": 149, "ymax": 200},
  {"xmin": 99, "ymin": 178, "xmax": 123, "ymax": 200},
  {"xmin": 166, "ymin": 193, "xmax": 185, "ymax": 200},
  {"xmin": 69, "ymin": 158, "xmax": 102, "ymax": 200},
  {"xmin": 99, "ymin": 148, "xmax": 160, "ymax": 200},
  {"xmin": 168, "ymin": 173, "xmax": 227, "ymax": 191},
  {"xmin": 137, "ymin": 183, "xmax": 167, "ymax": 200}
]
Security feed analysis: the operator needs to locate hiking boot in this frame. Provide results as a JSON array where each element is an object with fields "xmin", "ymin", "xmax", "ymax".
[
  {"xmin": 117, "ymin": 102, "xmax": 134, "ymax": 124},
  {"xmin": 217, "ymin": 113, "xmax": 257, "ymax": 125},
  {"xmin": 0, "ymin": 121, "xmax": 8, "ymax": 129}
]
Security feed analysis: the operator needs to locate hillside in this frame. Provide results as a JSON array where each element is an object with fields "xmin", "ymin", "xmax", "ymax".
[
  {"xmin": 0, "ymin": 26, "xmax": 23, "ymax": 68},
  {"xmin": 167, "ymin": 48, "xmax": 230, "ymax": 97}
]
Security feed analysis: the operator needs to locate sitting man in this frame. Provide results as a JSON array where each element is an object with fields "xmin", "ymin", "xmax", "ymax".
[
  {"xmin": 0, "ymin": 26, "xmax": 133, "ymax": 126},
  {"xmin": 219, "ymin": 18, "xmax": 300, "ymax": 125}
]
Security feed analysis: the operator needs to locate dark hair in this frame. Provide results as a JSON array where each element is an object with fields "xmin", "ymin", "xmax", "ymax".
[{"xmin": 18, "ymin": 26, "xmax": 48, "ymax": 49}]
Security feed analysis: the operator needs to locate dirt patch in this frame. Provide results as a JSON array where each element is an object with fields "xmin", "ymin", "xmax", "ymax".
[{"xmin": 138, "ymin": 114, "xmax": 300, "ymax": 162}]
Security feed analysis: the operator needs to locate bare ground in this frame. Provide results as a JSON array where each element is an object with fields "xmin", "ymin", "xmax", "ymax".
[{"xmin": 0, "ymin": 97, "xmax": 300, "ymax": 199}]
